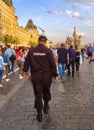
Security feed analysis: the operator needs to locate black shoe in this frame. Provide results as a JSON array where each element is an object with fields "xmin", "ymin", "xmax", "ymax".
[
  {"xmin": 37, "ymin": 110, "xmax": 42, "ymax": 122},
  {"xmin": 76, "ymin": 68, "xmax": 79, "ymax": 71},
  {"xmin": 43, "ymin": 103, "xmax": 49, "ymax": 114},
  {"xmin": 67, "ymin": 73, "xmax": 70, "ymax": 76}
]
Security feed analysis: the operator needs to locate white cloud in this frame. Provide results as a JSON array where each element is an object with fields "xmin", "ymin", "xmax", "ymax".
[
  {"xmin": 47, "ymin": 10, "xmax": 63, "ymax": 16},
  {"xmin": 59, "ymin": 0, "xmax": 94, "ymax": 6},
  {"xmin": 33, "ymin": 17, "xmax": 43, "ymax": 22},
  {"xmin": 71, "ymin": 4, "xmax": 77, "ymax": 9},
  {"xmin": 91, "ymin": 16, "xmax": 94, "ymax": 20},
  {"xmin": 84, "ymin": 6, "xmax": 92, "ymax": 9},
  {"xmin": 66, "ymin": 10, "xmax": 82, "ymax": 19},
  {"xmin": 77, "ymin": 32, "xmax": 85, "ymax": 37},
  {"xmin": 42, "ymin": 6, "xmax": 63, "ymax": 16},
  {"xmin": 66, "ymin": 10, "xmax": 73, "ymax": 17},
  {"xmin": 82, "ymin": 19, "xmax": 94, "ymax": 27}
]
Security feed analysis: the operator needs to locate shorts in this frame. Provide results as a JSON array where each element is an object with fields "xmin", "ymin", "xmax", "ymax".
[{"xmin": 88, "ymin": 52, "xmax": 92, "ymax": 57}]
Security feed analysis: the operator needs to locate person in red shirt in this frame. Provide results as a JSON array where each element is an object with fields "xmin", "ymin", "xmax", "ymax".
[{"xmin": 16, "ymin": 48, "xmax": 24, "ymax": 79}]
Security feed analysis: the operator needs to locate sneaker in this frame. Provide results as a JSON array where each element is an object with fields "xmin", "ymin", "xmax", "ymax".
[
  {"xmin": 0, "ymin": 84, "xmax": 3, "ymax": 88},
  {"xmin": 65, "ymin": 69, "xmax": 68, "ymax": 73},
  {"xmin": 67, "ymin": 73, "xmax": 70, "ymax": 76},
  {"xmin": 19, "ymin": 76, "xmax": 24, "ymax": 79},
  {"xmin": 61, "ymin": 78, "xmax": 64, "ymax": 83},
  {"xmin": 6, "ymin": 78, "xmax": 10, "ymax": 82}
]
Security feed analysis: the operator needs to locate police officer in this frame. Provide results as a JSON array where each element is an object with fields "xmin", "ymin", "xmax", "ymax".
[{"xmin": 23, "ymin": 35, "xmax": 57, "ymax": 122}]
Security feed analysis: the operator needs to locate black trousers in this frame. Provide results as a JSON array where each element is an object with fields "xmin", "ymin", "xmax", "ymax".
[
  {"xmin": 75, "ymin": 58, "xmax": 80, "ymax": 71},
  {"xmin": 31, "ymin": 71, "xmax": 52, "ymax": 111},
  {"xmin": 67, "ymin": 60, "xmax": 75, "ymax": 77}
]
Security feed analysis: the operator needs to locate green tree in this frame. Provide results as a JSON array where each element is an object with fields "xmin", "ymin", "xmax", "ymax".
[
  {"xmin": 0, "ymin": 35, "xmax": 3, "ymax": 42},
  {"xmin": 12, "ymin": 37, "xmax": 20, "ymax": 46},
  {"xmin": 3, "ymin": 34, "xmax": 20, "ymax": 46},
  {"xmin": 28, "ymin": 40, "xmax": 37, "ymax": 47}
]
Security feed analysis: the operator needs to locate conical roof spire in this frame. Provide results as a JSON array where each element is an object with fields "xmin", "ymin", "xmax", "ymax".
[
  {"xmin": 73, "ymin": 26, "xmax": 77, "ymax": 37},
  {"xmin": 25, "ymin": 19, "xmax": 37, "ymax": 29},
  {"xmin": 3, "ymin": 0, "xmax": 13, "ymax": 6}
]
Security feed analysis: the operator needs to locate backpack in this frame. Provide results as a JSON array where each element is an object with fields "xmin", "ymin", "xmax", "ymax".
[{"xmin": 10, "ymin": 55, "xmax": 16, "ymax": 62}]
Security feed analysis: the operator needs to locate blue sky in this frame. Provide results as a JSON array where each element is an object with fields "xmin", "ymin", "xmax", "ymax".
[{"xmin": 13, "ymin": 0, "xmax": 94, "ymax": 44}]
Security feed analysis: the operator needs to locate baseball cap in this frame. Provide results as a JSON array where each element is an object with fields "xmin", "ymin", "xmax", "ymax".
[{"xmin": 38, "ymin": 35, "xmax": 47, "ymax": 41}]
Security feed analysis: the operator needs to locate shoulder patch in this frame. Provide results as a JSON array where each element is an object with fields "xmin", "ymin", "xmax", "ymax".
[{"xmin": 33, "ymin": 52, "xmax": 46, "ymax": 56}]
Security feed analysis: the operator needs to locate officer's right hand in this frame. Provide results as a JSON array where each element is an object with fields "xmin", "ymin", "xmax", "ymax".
[{"xmin": 53, "ymin": 77, "xmax": 57, "ymax": 80}]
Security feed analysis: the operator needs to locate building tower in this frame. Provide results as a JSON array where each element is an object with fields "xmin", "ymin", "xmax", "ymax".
[
  {"xmin": 25, "ymin": 19, "xmax": 37, "ymax": 29},
  {"xmin": 78, "ymin": 35, "xmax": 82, "ymax": 46},
  {"xmin": 73, "ymin": 26, "xmax": 77, "ymax": 46},
  {"xmin": 25, "ymin": 19, "xmax": 39, "ymax": 43}
]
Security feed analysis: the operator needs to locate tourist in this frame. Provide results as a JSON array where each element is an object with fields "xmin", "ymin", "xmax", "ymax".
[
  {"xmin": 75, "ymin": 46, "xmax": 80, "ymax": 71},
  {"xmin": 57, "ymin": 43, "xmax": 69, "ymax": 81},
  {"xmin": 23, "ymin": 35, "xmax": 57, "ymax": 122},
  {"xmin": 67, "ymin": 45, "xmax": 76, "ymax": 77},
  {"xmin": 0, "ymin": 49, "xmax": 4, "ymax": 87},
  {"xmin": 9, "ymin": 52, "xmax": 16, "ymax": 72},
  {"xmin": 81, "ymin": 48, "xmax": 85, "ymax": 62},
  {"xmin": 4, "ymin": 49, "xmax": 10, "ymax": 82},
  {"xmin": 87, "ymin": 44, "xmax": 94, "ymax": 63},
  {"xmin": 5, "ymin": 45, "xmax": 15, "ymax": 73},
  {"xmin": 16, "ymin": 48, "xmax": 24, "ymax": 79},
  {"xmin": 50, "ymin": 45, "xmax": 57, "ymax": 62}
]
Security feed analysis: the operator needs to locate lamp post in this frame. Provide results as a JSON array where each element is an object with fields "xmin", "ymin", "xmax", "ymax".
[{"xmin": 38, "ymin": 27, "xmax": 45, "ymax": 35}]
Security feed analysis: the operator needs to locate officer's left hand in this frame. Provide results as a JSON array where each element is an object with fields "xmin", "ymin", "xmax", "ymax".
[{"xmin": 24, "ymin": 72, "xmax": 28, "ymax": 77}]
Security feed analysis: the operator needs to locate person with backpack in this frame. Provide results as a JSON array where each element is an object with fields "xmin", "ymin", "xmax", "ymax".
[
  {"xmin": 10, "ymin": 52, "xmax": 16, "ymax": 72},
  {"xmin": 0, "ymin": 52, "xmax": 4, "ymax": 87}
]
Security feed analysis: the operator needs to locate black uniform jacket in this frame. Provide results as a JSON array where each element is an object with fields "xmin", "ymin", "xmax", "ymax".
[{"xmin": 23, "ymin": 44, "xmax": 57, "ymax": 77}]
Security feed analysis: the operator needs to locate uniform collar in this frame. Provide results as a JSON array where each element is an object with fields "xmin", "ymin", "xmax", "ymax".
[{"xmin": 38, "ymin": 44, "xmax": 45, "ymax": 47}]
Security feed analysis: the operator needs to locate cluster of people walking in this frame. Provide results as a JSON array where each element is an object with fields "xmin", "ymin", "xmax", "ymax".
[
  {"xmin": 51, "ymin": 43, "xmax": 94, "ymax": 81},
  {"xmin": 56, "ymin": 44, "xmax": 81, "ymax": 79},
  {"xmin": 0, "ymin": 35, "xmax": 94, "ymax": 122},
  {"xmin": 0, "ymin": 45, "xmax": 29, "ymax": 88}
]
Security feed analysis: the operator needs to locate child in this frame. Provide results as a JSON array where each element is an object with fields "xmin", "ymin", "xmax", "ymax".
[{"xmin": 0, "ymin": 54, "xmax": 4, "ymax": 87}]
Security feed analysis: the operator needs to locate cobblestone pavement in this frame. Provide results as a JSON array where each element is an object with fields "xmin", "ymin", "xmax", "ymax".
[{"xmin": 0, "ymin": 60, "xmax": 94, "ymax": 130}]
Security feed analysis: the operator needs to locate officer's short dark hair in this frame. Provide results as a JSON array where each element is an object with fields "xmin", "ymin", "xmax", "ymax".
[{"xmin": 38, "ymin": 35, "xmax": 47, "ymax": 42}]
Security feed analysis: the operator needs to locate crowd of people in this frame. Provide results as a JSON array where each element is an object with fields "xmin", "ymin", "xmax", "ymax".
[
  {"xmin": 0, "ymin": 42, "xmax": 94, "ymax": 88},
  {"xmin": 50, "ymin": 43, "xmax": 94, "ymax": 81},
  {"xmin": 0, "ymin": 35, "xmax": 94, "ymax": 122},
  {"xmin": 0, "ymin": 45, "xmax": 29, "ymax": 87}
]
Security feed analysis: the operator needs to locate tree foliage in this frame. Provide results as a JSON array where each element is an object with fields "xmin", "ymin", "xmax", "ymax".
[{"xmin": 28, "ymin": 40, "xmax": 37, "ymax": 47}]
